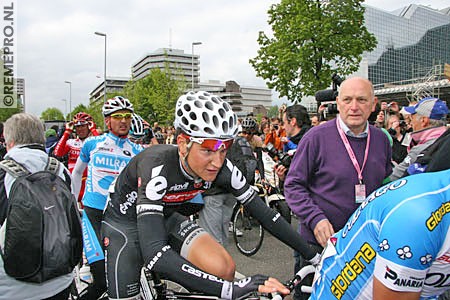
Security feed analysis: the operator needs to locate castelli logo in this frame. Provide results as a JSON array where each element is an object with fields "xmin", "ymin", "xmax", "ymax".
[{"xmin": 103, "ymin": 237, "xmax": 110, "ymax": 247}]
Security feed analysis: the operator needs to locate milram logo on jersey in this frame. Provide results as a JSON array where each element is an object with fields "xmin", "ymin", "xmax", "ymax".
[
  {"xmin": 384, "ymin": 266, "xmax": 424, "ymax": 289},
  {"xmin": 426, "ymin": 200, "xmax": 450, "ymax": 231},
  {"xmin": 94, "ymin": 154, "xmax": 130, "ymax": 169},
  {"xmin": 330, "ymin": 242, "xmax": 376, "ymax": 299}
]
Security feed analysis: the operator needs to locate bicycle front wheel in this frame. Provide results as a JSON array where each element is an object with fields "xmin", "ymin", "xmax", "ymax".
[{"xmin": 232, "ymin": 204, "xmax": 264, "ymax": 256}]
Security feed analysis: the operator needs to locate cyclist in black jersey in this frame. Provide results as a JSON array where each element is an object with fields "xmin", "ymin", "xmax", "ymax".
[{"xmin": 102, "ymin": 91, "xmax": 319, "ymax": 300}]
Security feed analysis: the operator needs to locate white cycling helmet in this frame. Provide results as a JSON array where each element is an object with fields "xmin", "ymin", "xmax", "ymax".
[
  {"xmin": 102, "ymin": 96, "xmax": 134, "ymax": 117},
  {"xmin": 174, "ymin": 91, "xmax": 238, "ymax": 139},
  {"xmin": 129, "ymin": 113, "xmax": 145, "ymax": 137}
]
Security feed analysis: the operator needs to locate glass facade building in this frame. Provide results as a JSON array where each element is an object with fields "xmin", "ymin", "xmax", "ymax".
[{"xmin": 364, "ymin": 4, "xmax": 450, "ymax": 85}]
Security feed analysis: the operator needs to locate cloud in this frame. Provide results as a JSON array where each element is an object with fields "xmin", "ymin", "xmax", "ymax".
[{"xmin": 14, "ymin": 0, "xmax": 449, "ymax": 116}]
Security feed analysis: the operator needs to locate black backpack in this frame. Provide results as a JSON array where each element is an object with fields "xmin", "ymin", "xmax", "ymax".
[
  {"xmin": 228, "ymin": 136, "xmax": 258, "ymax": 185},
  {"xmin": 0, "ymin": 157, "xmax": 82, "ymax": 283}
]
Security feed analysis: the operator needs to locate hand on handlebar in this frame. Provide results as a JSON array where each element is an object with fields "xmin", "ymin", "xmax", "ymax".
[{"xmin": 227, "ymin": 275, "xmax": 290, "ymax": 300}]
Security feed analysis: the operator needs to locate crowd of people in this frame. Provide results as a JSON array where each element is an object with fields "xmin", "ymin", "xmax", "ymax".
[{"xmin": 0, "ymin": 76, "xmax": 449, "ymax": 300}]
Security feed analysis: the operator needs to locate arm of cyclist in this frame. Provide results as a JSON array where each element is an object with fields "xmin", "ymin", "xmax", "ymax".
[
  {"xmin": 373, "ymin": 278, "xmax": 420, "ymax": 300},
  {"xmin": 71, "ymin": 157, "xmax": 87, "ymax": 199},
  {"xmin": 216, "ymin": 159, "xmax": 320, "ymax": 264},
  {"xmin": 53, "ymin": 122, "xmax": 72, "ymax": 157},
  {"xmin": 136, "ymin": 201, "xmax": 289, "ymax": 299}
]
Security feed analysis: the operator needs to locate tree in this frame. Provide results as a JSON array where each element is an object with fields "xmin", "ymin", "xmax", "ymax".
[
  {"xmin": 250, "ymin": 0, "xmax": 377, "ymax": 103},
  {"xmin": 0, "ymin": 107, "xmax": 21, "ymax": 122},
  {"xmin": 123, "ymin": 66, "xmax": 187, "ymax": 126},
  {"xmin": 41, "ymin": 107, "xmax": 64, "ymax": 121}
]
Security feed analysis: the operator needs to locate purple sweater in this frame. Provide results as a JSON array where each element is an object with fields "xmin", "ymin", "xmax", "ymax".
[{"xmin": 284, "ymin": 119, "xmax": 392, "ymax": 246}]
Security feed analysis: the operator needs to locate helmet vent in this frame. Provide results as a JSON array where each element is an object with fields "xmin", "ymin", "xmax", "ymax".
[{"xmin": 194, "ymin": 100, "xmax": 203, "ymax": 108}]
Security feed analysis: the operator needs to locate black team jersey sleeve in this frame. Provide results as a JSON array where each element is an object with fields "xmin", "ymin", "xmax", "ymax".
[
  {"xmin": 134, "ymin": 147, "xmax": 227, "ymax": 297},
  {"xmin": 215, "ymin": 159, "xmax": 319, "ymax": 263}
]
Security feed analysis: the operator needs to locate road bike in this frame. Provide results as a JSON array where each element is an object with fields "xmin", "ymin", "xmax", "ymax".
[
  {"xmin": 140, "ymin": 264, "xmax": 316, "ymax": 300},
  {"xmin": 231, "ymin": 178, "xmax": 291, "ymax": 257}
]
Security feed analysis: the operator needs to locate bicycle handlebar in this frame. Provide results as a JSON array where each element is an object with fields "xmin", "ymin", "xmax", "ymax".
[{"xmin": 271, "ymin": 264, "xmax": 316, "ymax": 300}]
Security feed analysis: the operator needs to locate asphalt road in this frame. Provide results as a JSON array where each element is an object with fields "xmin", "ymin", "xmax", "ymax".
[{"xmin": 225, "ymin": 216, "xmax": 300, "ymax": 284}]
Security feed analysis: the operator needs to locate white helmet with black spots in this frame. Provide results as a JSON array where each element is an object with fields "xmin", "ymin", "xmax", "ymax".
[
  {"xmin": 174, "ymin": 91, "xmax": 238, "ymax": 139},
  {"xmin": 102, "ymin": 96, "xmax": 134, "ymax": 117},
  {"xmin": 241, "ymin": 117, "xmax": 258, "ymax": 133},
  {"xmin": 130, "ymin": 113, "xmax": 145, "ymax": 137}
]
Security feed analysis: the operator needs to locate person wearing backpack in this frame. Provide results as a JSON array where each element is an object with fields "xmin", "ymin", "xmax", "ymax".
[{"xmin": 0, "ymin": 113, "xmax": 82, "ymax": 300}]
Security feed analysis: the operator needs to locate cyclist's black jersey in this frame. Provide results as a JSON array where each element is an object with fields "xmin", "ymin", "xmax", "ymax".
[
  {"xmin": 105, "ymin": 144, "xmax": 316, "ymax": 298},
  {"xmin": 107, "ymin": 144, "xmax": 255, "ymax": 219}
]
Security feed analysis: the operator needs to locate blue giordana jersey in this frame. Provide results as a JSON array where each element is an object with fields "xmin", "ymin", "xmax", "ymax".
[
  {"xmin": 79, "ymin": 132, "xmax": 143, "ymax": 210},
  {"xmin": 311, "ymin": 169, "xmax": 450, "ymax": 300}
]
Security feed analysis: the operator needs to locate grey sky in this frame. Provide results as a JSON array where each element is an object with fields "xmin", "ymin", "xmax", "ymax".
[{"xmin": 15, "ymin": 0, "xmax": 449, "ymax": 117}]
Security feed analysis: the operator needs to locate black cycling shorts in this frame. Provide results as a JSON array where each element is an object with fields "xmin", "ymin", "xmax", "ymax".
[{"xmin": 102, "ymin": 211, "xmax": 206, "ymax": 299}]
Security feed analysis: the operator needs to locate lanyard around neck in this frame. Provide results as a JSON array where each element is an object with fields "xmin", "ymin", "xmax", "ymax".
[{"xmin": 336, "ymin": 118, "xmax": 371, "ymax": 183}]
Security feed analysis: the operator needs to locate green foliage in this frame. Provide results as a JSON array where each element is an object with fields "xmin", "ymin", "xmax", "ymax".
[
  {"xmin": 250, "ymin": 0, "xmax": 377, "ymax": 103},
  {"xmin": 0, "ymin": 107, "xmax": 21, "ymax": 122},
  {"xmin": 267, "ymin": 105, "xmax": 280, "ymax": 118},
  {"xmin": 86, "ymin": 100, "xmax": 104, "ymax": 130},
  {"xmin": 41, "ymin": 107, "xmax": 65, "ymax": 121}
]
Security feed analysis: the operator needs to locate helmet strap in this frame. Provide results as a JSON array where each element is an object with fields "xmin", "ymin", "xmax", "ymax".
[{"xmin": 180, "ymin": 141, "xmax": 202, "ymax": 182}]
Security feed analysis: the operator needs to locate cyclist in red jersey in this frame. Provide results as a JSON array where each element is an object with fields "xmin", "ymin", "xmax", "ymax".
[{"xmin": 54, "ymin": 112, "xmax": 99, "ymax": 203}]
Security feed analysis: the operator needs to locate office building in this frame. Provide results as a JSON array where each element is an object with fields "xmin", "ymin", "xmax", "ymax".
[
  {"xmin": 131, "ymin": 48, "xmax": 200, "ymax": 88},
  {"xmin": 89, "ymin": 76, "xmax": 130, "ymax": 103},
  {"xmin": 364, "ymin": 4, "xmax": 450, "ymax": 104},
  {"xmin": 199, "ymin": 80, "xmax": 272, "ymax": 117}
]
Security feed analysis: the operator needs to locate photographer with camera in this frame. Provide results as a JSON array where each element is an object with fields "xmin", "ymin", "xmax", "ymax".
[
  {"xmin": 284, "ymin": 77, "xmax": 392, "ymax": 300},
  {"xmin": 274, "ymin": 104, "xmax": 311, "ymax": 187},
  {"xmin": 264, "ymin": 116, "xmax": 286, "ymax": 151}
]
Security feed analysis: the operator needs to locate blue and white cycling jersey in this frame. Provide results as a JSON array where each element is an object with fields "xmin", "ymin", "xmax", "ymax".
[
  {"xmin": 79, "ymin": 132, "xmax": 143, "ymax": 210},
  {"xmin": 311, "ymin": 169, "xmax": 450, "ymax": 300}
]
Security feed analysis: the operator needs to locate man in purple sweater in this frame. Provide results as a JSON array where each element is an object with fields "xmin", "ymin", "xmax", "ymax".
[{"xmin": 285, "ymin": 77, "xmax": 392, "ymax": 300}]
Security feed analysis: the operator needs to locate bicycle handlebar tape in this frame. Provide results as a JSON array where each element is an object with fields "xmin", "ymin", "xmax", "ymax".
[{"xmin": 243, "ymin": 195, "xmax": 318, "ymax": 261}]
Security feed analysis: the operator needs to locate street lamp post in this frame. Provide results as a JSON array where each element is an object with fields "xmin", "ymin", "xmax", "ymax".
[
  {"xmin": 191, "ymin": 42, "xmax": 202, "ymax": 90},
  {"xmin": 61, "ymin": 99, "xmax": 67, "ymax": 120},
  {"xmin": 95, "ymin": 31, "xmax": 107, "ymax": 130},
  {"xmin": 64, "ymin": 81, "xmax": 72, "ymax": 121}
]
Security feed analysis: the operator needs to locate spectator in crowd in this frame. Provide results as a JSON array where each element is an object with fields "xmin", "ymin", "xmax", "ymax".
[
  {"xmin": 0, "ymin": 113, "xmax": 74, "ymax": 299},
  {"xmin": 284, "ymin": 77, "xmax": 392, "ymax": 300},
  {"xmin": 275, "ymin": 104, "xmax": 311, "ymax": 192},
  {"xmin": 310, "ymin": 114, "xmax": 320, "ymax": 127},
  {"xmin": 374, "ymin": 110, "xmax": 385, "ymax": 128},
  {"xmin": 264, "ymin": 117, "xmax": 286, "ymax": 151},
  {"xmin": 385, "ymin": 113, "xmax": 408, "ymax": 164},
  {"xmin": 45, "ymin": 128, "xmax": 59, "ymax": 154},
  {"xmin": 165, "ymin": 126, "xmax": 176, "ymax": 144},
  {"xmin": 390, "ymin": 97, "xmax": 448, "ymax": 181},
  {"xmin": 153, "ymin": 121, "xmax": 162, "ymax": 133},
  {"xmin": 72, "ymin": 96, "xmax": 143, "ymax": 300},
  {"xmin": 280, "ymin": 104, "xmax": 311, "ymax": 153},
  {"xmin": 259, "ymin": 121, "xmax": 270, "ymax": 141}
]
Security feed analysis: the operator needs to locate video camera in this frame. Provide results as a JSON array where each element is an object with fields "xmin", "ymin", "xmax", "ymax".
[
  {"xmin": 264, "ymin": 143, "xmax": 295, "ymax": 168},
  {"xmin": 314, "ymin": 74, "xmax": 343, "ymax": 116}
]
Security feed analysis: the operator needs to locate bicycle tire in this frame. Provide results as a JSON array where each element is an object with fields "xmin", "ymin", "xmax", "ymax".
[{"xmin": 232, "ymin": 203, "xmax": 264, "ymax": 256}]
